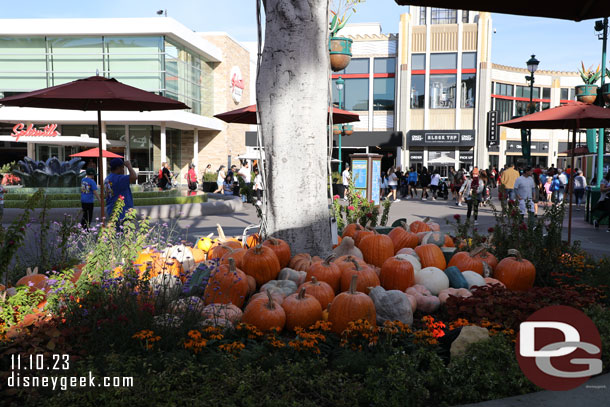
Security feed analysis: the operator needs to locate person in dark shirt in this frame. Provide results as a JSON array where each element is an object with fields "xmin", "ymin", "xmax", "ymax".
[
  {"xmin": 104, "ymin": 158, "xmax": 137, "ymax": 221},
  {"xmin": 159, "ymin": 162, "xmax": 172, "ymax": 190}
]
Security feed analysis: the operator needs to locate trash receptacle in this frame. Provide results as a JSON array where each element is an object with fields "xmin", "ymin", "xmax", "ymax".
[{"xmin": 586, "ymin": 186, "xmax": 604, "ymax": 224}]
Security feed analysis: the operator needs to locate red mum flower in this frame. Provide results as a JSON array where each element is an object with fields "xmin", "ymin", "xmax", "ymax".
[
  {"xmin": 488, "ymin": 227, "xmax": 495, "ymax": 233},
  {"xmin": 453, "ymin": 214, "xmax": 461, "ymax": 221},
  {"xmin": 333, "ymin": 195, "xmax": 340, "ymax": 200},
  {"xmin": 347, "ymin": 205, "xmax": 355, "ymax": 211},
  {"xmin": 519, "ymin": 222, "xmax": 528, "ymax": 231},
  {"xmin": 366, "ymin": 212, "xmax": 373, "ymax": 218}
]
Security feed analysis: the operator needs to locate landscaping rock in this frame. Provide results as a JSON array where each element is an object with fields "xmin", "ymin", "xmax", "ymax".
[{"xmin": 450, "ymin": 325, "xmax": 490, "ymax": 358}]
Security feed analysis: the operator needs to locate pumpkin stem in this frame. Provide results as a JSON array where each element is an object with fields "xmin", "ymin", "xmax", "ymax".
[
  {"xmin": 311, "ymin": 276, "xmax": 319, "ymax": 285},
  {"xmin": 470, "ymin": 246, "xmax": 486, "ymax": 257},
  {"xmin": 400, "ymin": 220, "xmax": 408, "ymax": 230},
  {"xmin": 348, "ymin": 258, "xmax": 361, "ymax": 271},
  {"xmin": 423, "ymin": 216, "xmax": 431, "ymax": 223},
  {"xmin": 297, "ymin": 287, "xmax": 307, "ymax": 300},
  {"xmin": 253, "ymin": 244, "xmax": 264, "ymax": 254},
  {"xmin": 266, "ymin": 237, "xmax": 279, "ymax": 246},
  {"xmin": 482, "ymin": 261, "xmax": 492, "ymax": 278},
  {"xmin": 228, "ymin": 257, "xmax": 236, "ymax": 272},
  {"xmin": 507, "ymin": 249, "xmax": 523, "ymax": 261},
  {"xmin": 265, "ymin": 289, "xmax": 276, "ymax": 310},
  {"xmin": 323, "ymin": 254, "xmax": 336, "ymax": 265},
  {"xmin": 349, "ymin": 274, "xmax": 358, "ymax": 294}
]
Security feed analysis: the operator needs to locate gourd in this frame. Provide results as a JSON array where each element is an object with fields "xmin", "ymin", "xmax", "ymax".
[
  {"xmin": 484, "ymin": 277, "xmax": 505, "ymax": 288},
  {"xmin": 328, "ymin": 275, "xmax": 376, "ymax": 335},
  {"xmin": 262, "ymin": 238, "xmax": 292, "ymax": 269},
  {"xmin": 306, "ymin": 255, "xmax": 342, "ymax": 293},
  {"xmin": 260, "ymin": 279, "xmax": 298, "ymax": 298},
  {"xmin": 438, "ymin": 287, "xmax": 472, "ymax": 304},
  {"xmin": 414, "ymin": 244, "xmax": 447, "ymax": 270},
  {"xmin": 359, "ymin": 233, "xmax": 394, "ymax": 268},
  {"xmin": 380, "ymin": 255, "xmax": 415, "ymax": 291},
  {"xmin": 281, "ymin": 288, "xmax": 323, "ymax": 331},
  {"xmin": 196, "ymin": 233, "xmax": 214, "ymax": 253},
  {"xmin": 203, "ymin": 258, "xmax": 249, "ymax": 308},
  {"xmin": 494, "ymin": 249, "xmax": 535, "ymax": 291},
  {"xmin": 368, "ymin": 286, "xmax": 413, "ymax": 325},
  {"xmin": 443, "ymin": 266, "xmax": 469, "ymax": 289},
  {"xmin": 241, "ymin": 244, "xmax": 281, "ymax": 286},
  {"xmin": 298, "ymin": 276, "xmax": 335, "ymax": 309},
  {"xmin": 461, "ymin": 270, "xmax": 486, "ymax": 289},
  {"xmin": 332, "ymin": 236, "xmax": 363, "ymax": 259},
  {"xmin": 277, "ymin": 267, "xmax": 307, "ymax": 287},
  {"xmin": 242, "ymin": 290, "xmax": 286, "ymax": 331},
  {"xmin": 414, "ymin": 267, "xmax": 449, "ymax": 295}
]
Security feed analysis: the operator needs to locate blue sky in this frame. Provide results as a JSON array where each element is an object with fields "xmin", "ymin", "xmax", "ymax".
[{"xmin": 2, "ymin": 0, "xmax": 605, "ymax": 72}]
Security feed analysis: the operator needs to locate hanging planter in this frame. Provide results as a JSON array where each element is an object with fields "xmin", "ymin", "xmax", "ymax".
[
  {"xmin": 343, "ymin": 124, "xmax": 354, "ymax": 135},
  {"xmin": 575, "ymin": 84, "xmax": 599, "ymax": 104},
  {"xmin": 329, "ymin": 37, "xmax": 353, "ymax": 72},
  {"xmin": 332, "ymin": 124, "xmax": 342, "ymax": 135},
  {"xmin": 602, "ymin": 83, "xmax": 610, "ymax": 105}
]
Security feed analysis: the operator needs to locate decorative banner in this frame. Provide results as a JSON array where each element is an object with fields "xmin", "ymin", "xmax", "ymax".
[
  {"xmin": 371, "ymin": 159, "xmax": 381, "ymax": 205},
  {"xmin": 230, "ymin": 66, "xmax": 244, "ymax": 104},
  {"xmin": 487, "ymin": 110, "xmax": 498, "ymax": 146},
  {"xmin": 11, "ymin": 123, "xmax": 60, "ymax": 142}
]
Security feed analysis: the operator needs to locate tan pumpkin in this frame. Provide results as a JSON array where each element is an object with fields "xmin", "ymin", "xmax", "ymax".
[
  {"xmin": 339, "ymin": 258, "xmax": 380, "ymax": 293},
  {"xmin": 202, "ymin": 303, "xmax": 243, "ymax": 324},
  {"xmin": 241, "ymin": 290, "xmax": 286, "ymax": 332},
  {"xmin": 241, "ymin": 245, "xmax": 281, "ymax": 286},
  {"xmin": 298, "ymin": 276, "xmax": 335, "ymax": 309},
  {"xmin": 277, "ymin": 267, "xmax": 307, "ymax": 287},
  {"xmin": 306, "ymin": 255, "xmax": 342, "ymax": 294},
  {"xmin": 414, "ymin": 244, "xmax": 446, "ymax": 270},
  {"xmin": 281, "ymin": 288, "xmax": 323, "ymax": 331},
  {"xmin": 359, "ymin": 233, "xmax": 394, "ymax": 268},
  {"xmin": 379, "ymin": 255, "xmax": 415, "ymax": 291},
  {"xmin": 328, "ymin": 275, "xmax": 377, "ymax": 335},
  {"xmin": 332, "ymin": 236, "xmax": 363, "ymax": 259},
  {"xmin": 387, "ymin": 223, "xmax": 419, "ymax": 253},
  {"xmin": 289, "ymin": 253, "xmax": 323, "ymax": 272},
  {"xmin": 262, "ymin": 237, "xmax": 292, "ymax": 269}
]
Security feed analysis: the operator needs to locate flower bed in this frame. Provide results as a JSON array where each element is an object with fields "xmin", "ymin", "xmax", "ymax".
[{"xmin": 1, "ymin": 194, "xmax": 609, "ymax": 405}]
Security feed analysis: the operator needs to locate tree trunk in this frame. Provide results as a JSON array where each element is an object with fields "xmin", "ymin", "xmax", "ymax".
[{"xmin": 258, "ymin": 0, "xmax": 332, "ymax": 256}]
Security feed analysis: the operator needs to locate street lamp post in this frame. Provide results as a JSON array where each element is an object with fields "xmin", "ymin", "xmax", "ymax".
[
  {"xmin": 336, "ymin": 76, "xmax": 345, "ymax": 173},
  {"xmin": 525, "ymin": 54, "xmax": 540, "ymax": 166},
  {"xmin": 595, "ymin": 18, "xmax": 608, "ymax": 187}
]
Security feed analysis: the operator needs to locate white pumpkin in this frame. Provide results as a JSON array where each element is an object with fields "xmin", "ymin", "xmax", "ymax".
[
  {"xmin": 462, "ymin": 270, "xmax": 486, "ymax": 289},
  {"xmin": 395, "ymin": 254, "xmax": 421, "ymax": 275},
  {"xmin": 414, "ymin": 267, "xmax": 449, "ymax": 296},
  {"xmin": 162, "ymin": 244, "xmax": 197, "ymax": 273}
]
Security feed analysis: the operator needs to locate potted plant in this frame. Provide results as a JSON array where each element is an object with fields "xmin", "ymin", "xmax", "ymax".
[
  {"xmin": 603, "ymin": 67, "xmax": 610, "ymax": 105},
  {"xmin": 576, "ymin": 62, "xmax": 601, "ymax": 104},
  {"xmin": 329, "ymin": 1, "xmax": 365, "ymax": 72},
  {"xmin": 201, "ymin": 172, "xmax": 218, "ymax": 192}
]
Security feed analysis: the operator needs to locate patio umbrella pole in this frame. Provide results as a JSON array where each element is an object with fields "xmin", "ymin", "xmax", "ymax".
[
  {"xmin": 568, "ymin": 128, "xmax": 577, "ymax": 244},
  {"xmin": 98, "ymin": 109, "xmax": 106, "ymax": 224}
]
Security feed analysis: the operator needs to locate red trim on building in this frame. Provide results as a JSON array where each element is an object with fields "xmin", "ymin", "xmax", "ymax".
[
  {"xmin": 429, "ymin": 69, "xmax": 458, "ymax": 74},
  {"xmin": 491, "ymin": 94, "xmax": 549, "ymax": 103},
  {"xmin": 331, "ymin": 73, "xmax": 396, "ymax": 79},
  {"xmin": 411, "ymin": 70, "xmax": 425, "ymax": 75},
  {"xmin": 461, "ymin": 69, "xmax": 476, "ymax": 74}
]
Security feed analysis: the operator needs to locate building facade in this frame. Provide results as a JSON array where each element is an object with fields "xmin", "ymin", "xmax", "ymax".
[{"xmin": 0, "ymin": 17, "xmax": 250, "ymax": 183}]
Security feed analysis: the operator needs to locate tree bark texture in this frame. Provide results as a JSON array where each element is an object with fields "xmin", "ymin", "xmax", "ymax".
[{"xmin": 258, "ymin": 0, "xmax": 332, "ymax": 256}]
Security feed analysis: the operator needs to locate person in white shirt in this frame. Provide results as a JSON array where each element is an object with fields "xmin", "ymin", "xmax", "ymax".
[
  {"xmin": 429, "ymin": 170, "xmax": 441, "ymax": 201},
  {"xmin": 573, "ymin": 170, "xmax": 587, "ymax": 210},
  {"xmin": 237, "ymin": 161, "xmax": 252, "ymax": 202},
  {"xmin": 253, "ymin": 167, "xmax": 263, "ymax": 206},
  {"xmin": 342, "ymin": 164, "xmax": 351, "ymax": 199},
  {"xmin": 514, "ymin": 167, "xmax": 536, "ymax": 216},
  {"xmin": 386, "ymin": 167, "xmax": 400, "ymax": 202},
  {"xmin": 557, "ymin": 169, "xmax": 568, "ymax": 202}
]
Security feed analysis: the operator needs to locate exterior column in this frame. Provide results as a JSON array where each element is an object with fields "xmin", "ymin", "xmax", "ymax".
[
  {"xmin": 27, "ymin": 142, "xmax": 35, "ymax": 159},
  {"xmin": 101, "ymin": 121, "xmax": 107, "ymax": 175},
  {"xmin": 124, "ymin": 125, "xmax": 130, "ymax": 161},
  {"xmin": 193, "ymin": 129, "xmax": 199, "ymax": 175},
  {"xmin": 160, "ymin": 122, "xmax": 167, "ymax": 165}
]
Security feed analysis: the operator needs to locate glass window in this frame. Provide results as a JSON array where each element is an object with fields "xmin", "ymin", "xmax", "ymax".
[
  {"xmin": 373, "ymin": 78, "xmax": 395, "ymax": 111},
  {"xmin": 345, "ymin": 58, "xmax": 369, "ymax": 74},
  {"xmin": 429, "ymin": 74, "xmax": 456, "ymax": 108},
  {"xmin": 61, "ymin": 125, "xmax": 97, "ymax": 138},
  {"xmin": 516, "ymin": 85, "xmax": 540, "ymax": 99},
  {"xmin": 48, "ymin": 37, "xmax": 104, "ymax": 85},
  {"xmin": 515, "ymin": 100, "xmax": 539, "ymax": 116},
  {"xmin": 495, "ymin": 83, "xmax": 513, "ymax": 96},
  {"xmin": 0, "ymin": 37, "xmax": 47, "ymax": 90},
  {"xmin": 560, "ymin": 88, "xmax": 569, "ymax": 100},
  {"xmin": 374, "ymin": 57, "xmax": 396, "ymax": 74},
  {"xmin": 495, "ymin": 98, "xmax": 513, "ymax": 123},
  {"xmin": 411, "ymin": 74, "xmax": 425, "ymax": 108},
  {"xmin": 430, "ymin": 53, "xmax": 457, "ymax": 70},
  {"xmin": 106, "ymin": 125, "xmax": 126, "ymax": 141},
  {"xmin": 129, "ymin": 125, "xmax": 156, "ymax": 171},
  {"xmin": 542, "ymin": 87, "xmax": 551, "ymax": 99},
  {"xmin": 431, "ymin": 8, "xmax": 457, "ymax": 24},
  {"xmin": 104, "ymin": 36, "xmax": 163, "ymax": 91},
  {"xmin": 461, "ymin": 73, "xmax": 476, "ymax": 108},
  {"xmin": 166, "ymin": 128, "xmax": 182, "ymax": 174},
  {"xmin": 462, "ymin": 52, "xmax": 476, "ymax": 70},
  {"xmin": 462, "ymin": 10, "xmax": 469, "ymax": 23},
  {"xmin": 542, "ymin": 101, "xmax": 551, "ymax": 110},
  {"xmin": 419, "ymin": 7, "xmax": 427, "ymax": 25},
  {"xmin": 411, "ymin": 54, "xmax": 425, "ymax": 70},
  {"xmin": 344, "ymin": 78, "xmax": 369, "ymax": 111},
  {"xmin": 569, "ymin": 88, "xmax": 575, "ymax": 100}
]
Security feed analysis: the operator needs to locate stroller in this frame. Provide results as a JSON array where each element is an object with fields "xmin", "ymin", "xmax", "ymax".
[{"xmin": 438, "ymin": 179, "xmax": 449, "ymax": 200}]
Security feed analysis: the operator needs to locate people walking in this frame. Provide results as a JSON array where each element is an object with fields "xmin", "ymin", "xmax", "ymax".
[
  {"xmin": 407, "ymin": 167, "xmax": 418, "ymax": 199},
  {"xmin": 551, "ymin": 174, "xmax": 562, "ymax": 204},
  {"xmin": 342, "ymin": 163, "xmax": 351, "ymax": 200},
  {"xmin": 253, "ymin": 167, "xmax": 263, "ymax": 206},
  {"xmin": 500, "ymin": 163, "xmax": 520, "ymax": 201},
  {"xmin": 80, "ymin": 167, "xmax": 100, "ymax": 230},
  {"xmin": 544, "ymin": 175, "xmax": 553, "ymax": 207},
  {"xmin": 386, "ymin": 167, "xmax": 399, "ymax": 202},
  {"xmin": 593, "ymin": 172, "xmax": 610, "ymax": 232},
  {"xmin": 238, "ymin": 161, "xmax": 252, "ymax": 202},
  {"xmin": 213, "ymin": 165, "xmax": 226, "ymax": 194},
  {"xmin": 460, "ymin": 171, "xmax": 484, "ymax": 225},
  {"xmin": 455, "ymin": 167, "xmax": 466, "ymax": 206},
  {"xmin": 158, "ymin": 162, "xmax": 172, "ymax": 190},
  {"xmin": 557, "ymin": 169, "xmax": 568, "ymax": 202},
  {"xmin": 420, "ymin": 167, "xmax": 430, "ymax": 200},
  {"xmin": 514, "ymin": 166, "xmax": 536, "ymax": 216},
  {"xmin": 186, "ymin": 163, "xmax": 198, "ymax": 192},
  {"xmin": 104, "ymin": 158, "xmax": 137, "ymax": 221},
  {"xmin": 429, "ymin": 170, "xmax": 441, "ymax": 200},
  {"xmin": 532, "ymin": 171, "xmax": 541, "ymax": 215},
  {"xmin": 573, "ymin": 170, "xmax": 587, "ymax": 210}
]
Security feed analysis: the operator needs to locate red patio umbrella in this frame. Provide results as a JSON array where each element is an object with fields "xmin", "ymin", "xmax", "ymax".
[
  {"xmin": 0, "ymin": 76, "xmax": 189, "ymax": 222},
  {"xmin": 499, "ymin": 101, "xmax": 610, "ymax": 243},
  {"xmin": 214, "ymin": 104, "xmax": 360, "ymax": 124},
  {"xmin": 393, "ymin": 1, "xmax": 610, "ymax": 21},
  {"xmin": 70, "ymin": 147, "xmax": 123, "ymax": 159}
]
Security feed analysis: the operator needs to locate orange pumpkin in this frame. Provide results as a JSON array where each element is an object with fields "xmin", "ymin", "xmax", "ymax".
[
  {"xmin": 414, "ymin": 244, "xmax": 446, "ymax": 270},
  {"xmin": 298, "ymin": 276, "xmax": 335, "ymax": 309},
  {"xmin": 16, "ymin": 267, "xmax": 47, "ymax": 292},
  {"xmin": 409, "ymin": 220, "xmax": 431, "ymax": 234},
  {"xmin": 494, "ymin": 249, "xmax": 535, "ymax": 291},
  {"xmin": 473, "ymin": 248, "xmax": 498, "ymax": 270},
  {"xmin": 250, "ymin": 289, "xmax": 284, "ymax": 305},
  {"xmin": 334, "ymin": 255, "xmax": 368, "ymax": 273},
  {"xmin": 443, "ymin": 235, "xmax": 455, "ymax": 247},
  {"xmin": 341, "ymin": 223, "xmax": 364, "ymax": 239},
  {"xmin": 359, "ymin": 234, "xmax": 394, "ymax": 268},
  {"xmin": 262, "ymin": 238, "xmax": 291, "ymax": 269},
  {"xmin": 339, "ymin": 258, "xmax": 380, "ymax": 293},
  {"xmin": 289, "ymin": 253, "xmax": 323, "ymax": 272},
  {"xmin": 281, "ymin": 288, "xmax": 323, "ymax": 331},
  {"xmin": 203, "ymin": 258, "xmax": 249, "ymax": 308},
  {"xmin": 133, "ymin": 248, "xmax": 163, "ymax": 275},
  {"xmin": 328, "ymin": 275, "xmax": 376, "ymax": 335},
  {"xmin": 242, "ymin": 290, "xmax": 286, "ymax": 332},
  {"xmin": 246, "ymin": 275, "xmax": 257, "ymax": 296},
  {"xmin": 245, "ymin": 233, "xmax": 262, "ymax": 248},
  {"xmin": 208, "ymin": 242, "xmax": 242, "ymax": 260},
  {"xmin": 190, "ymin": 248, "xmax": 206, "ymax": 263},
  {"xmin": 241, "ymin": 245, "xmax": 281, "ymax": 286},
  {"xmin": 353, "ymin": 228, "xmax": 375, "ymax": 248},
  {"xmin": 388, "ymin": 224, "xmax": 419, "ymax": 253},
  {"xmin": 424, "ymin": 217, "xmax": 441, "ymax": 232},
  {"xmin": 219, "ymin": 247, "xmax": 247, "ymax": 270},
  {"xmin": 306, "ymin": 255, "xmax": 342, "ymax": 294},
  {"xmin": 380, "ymin": 255, "xmax": 415, "ymax": 291},
  {"xmin": 448, "ymin": 248, "xmax": 486, "ymax": 276},
  {"xmin": 332, "ymin": 236, "xmax": 343, "ymax": 249}
]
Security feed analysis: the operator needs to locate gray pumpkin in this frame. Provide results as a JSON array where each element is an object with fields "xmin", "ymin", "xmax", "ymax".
[{"xmin": 368, "ymin": 286, "xmax": 413, "ymax": 326}]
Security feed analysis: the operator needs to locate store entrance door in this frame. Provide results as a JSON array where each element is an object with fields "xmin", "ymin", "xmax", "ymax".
[{"xmin": 36, "ymin": 145, "xmax": 63, "ymax": 161}]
